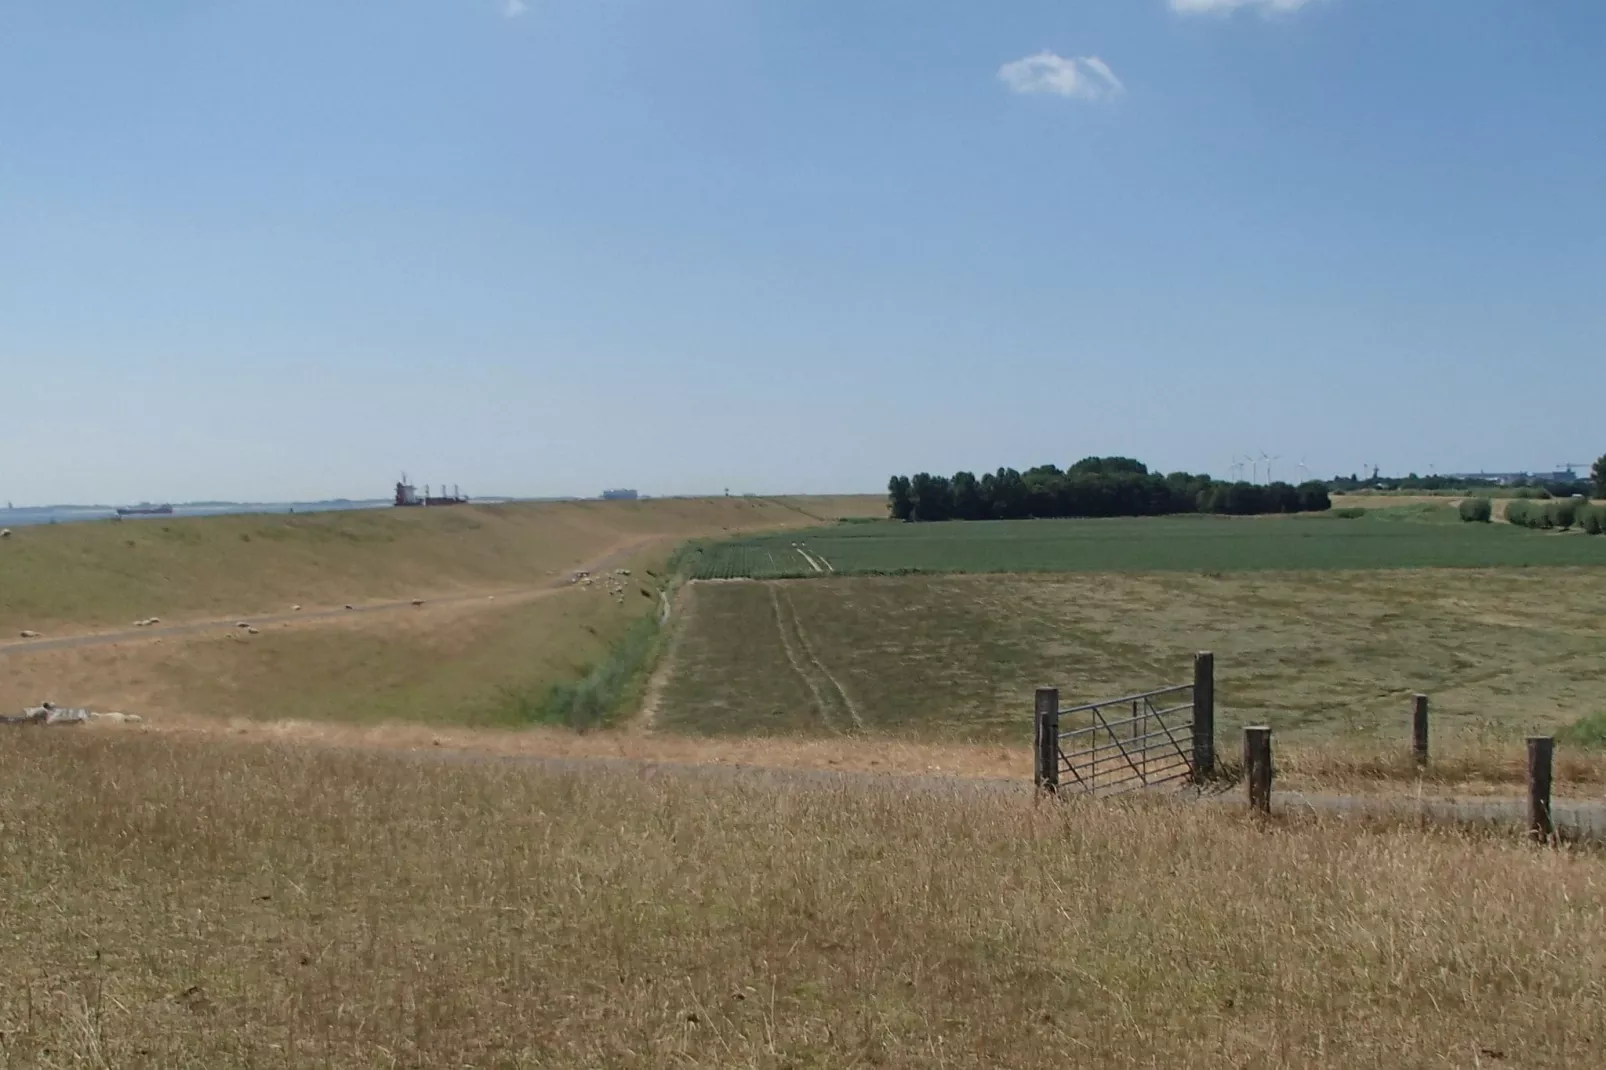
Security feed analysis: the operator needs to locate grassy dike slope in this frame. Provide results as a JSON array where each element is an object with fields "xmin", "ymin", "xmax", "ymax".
[{"xmin": 0, "ymin": 496, "xmax": 877, "ymax": 637}]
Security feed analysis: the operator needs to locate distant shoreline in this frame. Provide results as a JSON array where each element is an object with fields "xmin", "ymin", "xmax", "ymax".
[{"xmin": 0, "ymin": 500, "xmax": 395, "ymax": 529}]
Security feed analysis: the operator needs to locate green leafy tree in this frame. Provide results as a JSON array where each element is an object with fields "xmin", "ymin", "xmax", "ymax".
[
  {"xmin": 1069, "ymin": 456, "xmax": 1149, "ymax": 477},
  {"xmin": 1594, "ymin": 455, "xmax": 1606, "ymax": 498},
  {"xmin": 989, "ymin": 468, "xmax": 1029, "ymax": 520},
  {"xmin": 887, "ymin": 475, "xmax": 913, "ymax": 521},
  {"xmin": 1296, "ymin": 481, "xmax": 1332, "ymax": 513},
  {"xmin": 951, "ymin": 471, "xmax": 985, "ymax": 520},
  {"xmin": 908, "ymin": 473, "xmax": 953, "ymax": 522}
]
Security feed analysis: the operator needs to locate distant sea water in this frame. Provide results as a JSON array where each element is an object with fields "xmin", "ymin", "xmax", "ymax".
[{"xmin": 0, "ymin": 500, "xmax": 394, "ymax": 530}]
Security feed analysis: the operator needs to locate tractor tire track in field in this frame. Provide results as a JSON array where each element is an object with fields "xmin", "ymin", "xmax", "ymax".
[
  {"xmin": 766, "ymin": 583, "xmax": 851, "ymax": 733},
  {"xmin": 768, "ymin": 583, "xmax": 863, "ymax": 733},
  {"xmin": 795, "ymin": 545, "xmax": 835, "ymax": 573}
]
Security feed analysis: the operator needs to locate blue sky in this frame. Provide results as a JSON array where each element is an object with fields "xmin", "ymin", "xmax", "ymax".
[{"xmin": 3, "ymin": 0, "xmax": 1602, "ymax": 503}]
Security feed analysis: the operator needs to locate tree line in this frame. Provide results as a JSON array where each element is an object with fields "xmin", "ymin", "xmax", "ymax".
[
  {"xmin": 1504, "ymin": 498, "xmax": 1606, "ymax": 535},
  {"xmin": 887, "ymin": 458, "xmax": 1331, "ymax": 522}
]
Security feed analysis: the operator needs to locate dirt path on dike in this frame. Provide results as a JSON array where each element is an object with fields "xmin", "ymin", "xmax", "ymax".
[{"xmin": 0, "ymin": 535, "xmax": 666, "ymax": 659}]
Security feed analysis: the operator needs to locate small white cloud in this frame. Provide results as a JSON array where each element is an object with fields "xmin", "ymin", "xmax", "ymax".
[
  {"xmin": 503, "ymin": 0, "xmax": 528, "ymax": 17},
  {"xmin": 998, "ymin": 52, "xmax": 1125, "ymax": 101},
  {"xmin": 1170, "ymin": 0, "xmax": 1324, "ymax": 14}
]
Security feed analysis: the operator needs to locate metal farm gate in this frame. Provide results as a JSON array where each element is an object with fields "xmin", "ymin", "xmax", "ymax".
[{"xmin": 1034, "ymin": 653, "xmax": 1216, "ymax": 796}]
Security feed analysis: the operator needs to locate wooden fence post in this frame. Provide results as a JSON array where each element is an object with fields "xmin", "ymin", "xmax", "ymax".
[
  {"xmin": 1244, "ymin": 726, "xmax": 1272, "ymax": 815},
  {"xmin": 1192, "ymin": 652, "xmax": 1215, "ymax": 783},
  {"xmin": 1412, "ymin": 694, "xmax": 1429, "ymax": 766},
  {"xmin": 1527, "ymin": 736, "xmax": 1554, "ymax": 841},
  {"xmin": 1035, "ymin": 688, "xmax": 1060, "ymax": 793}
]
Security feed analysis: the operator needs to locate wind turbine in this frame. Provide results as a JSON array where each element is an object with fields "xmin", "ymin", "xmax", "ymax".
[
  {"xmin": 1260, "ymin": 451, "xmax": 1278, "ymax": 485},
  {"xmin": 1298, "ymin": 457, "xmax": 1310, "ymax": 482}
]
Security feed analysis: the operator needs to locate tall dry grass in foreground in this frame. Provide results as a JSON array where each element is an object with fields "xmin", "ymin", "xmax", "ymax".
[{"xmin": 2, "ymin": 734, "xmax": 1605, "ymax": 1067}]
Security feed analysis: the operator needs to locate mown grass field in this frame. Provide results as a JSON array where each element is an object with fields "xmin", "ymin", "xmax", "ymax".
[
  {"xmin": 657, "ymin": 568, "xmax": 1606, "ymax": 743},
  {"xmin": 685, "ymin": 508, "xmax": 1606, "ymax": 579},
  {"xmin": 0, "ymin": 548, "xmax": 668, "ymax": 728},
  {"xmin": 0, "ymin": 495, "xmax": 875, "ymax": 637},
  {"xmin": 4, "ymin": 730, "xmax": 1604, "ymax": 1068}
]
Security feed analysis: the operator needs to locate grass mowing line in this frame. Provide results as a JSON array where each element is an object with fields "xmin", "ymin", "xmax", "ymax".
[
  {"xmin": 780, "ymin": 585, "xmax": 865, "ymax": 733},
  {"xmin": 767, "ymin": 584, "xmax": 841, "ymax": 733}
]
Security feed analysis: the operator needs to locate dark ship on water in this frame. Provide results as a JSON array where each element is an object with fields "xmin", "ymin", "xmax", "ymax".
[
  {"xmin": 393, "ymin": 475, "xmax": 468, "ymax": 508},
  {"xmin": 116, "ymin": 502, "xmax": 174, "ymax": 516}
]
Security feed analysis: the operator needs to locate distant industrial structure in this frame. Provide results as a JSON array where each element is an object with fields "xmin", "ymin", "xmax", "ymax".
[
  {"xmin": 601, "ymin": 488, "xmax": 639, "ymax": 501},
  {"xmin": 1444, "ymin": 467, "xmax": 1584, "ymax": 486},
  {"xmin": 393, "ymin": 474, "xmax": 468, "ymax": 508}
]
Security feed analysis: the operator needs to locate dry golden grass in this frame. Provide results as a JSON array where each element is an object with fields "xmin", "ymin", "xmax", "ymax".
[
  {"xmin": 1327, "ymin": 495, "xmax": 1579, "ymax": 521},
  {"xmin": 0, "ymin": 496, "xmax": 826, "ymax": 637},
  {"xmin": 139, "ymin": 713, "xmax": 1035, "ymax": 781},
  {"xmin": 1275, "ymin": 738, "xmax": 1606, "ymax": 797},
  {"xmin": 3, "ymin": 730, "xmax": 1604, "ymax": 1068},
  {"xmin": 1328, "ymin": 494, "xmax": 1468, "ymax": 511},
  {"xmin": 764, "ymin": 494, "xmax": 888, "ymax": 522},
  {"xmin": 0, "ymin": 500, "xmax": 845, "ymax": 732},
  {"xmin": 1, "ymin": 586, "xmax": 635, "ymax": 726},
  {"xmin": 0, "ymin": 541, "xmax": 681, "ymax": 726}
]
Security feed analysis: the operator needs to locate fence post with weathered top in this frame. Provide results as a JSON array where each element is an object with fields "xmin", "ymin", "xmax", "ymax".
[
  {"xmin": 1244, "ymin": 726, "xmax": 1272, "ymax": 815},
  {"xmin": 1035, "ymin": 688, "xmax": 1060, "ymax": 793},
  {"xmin": 1413, "ymin": 694, "xmax": 1429, "ymax": 766},
  {"xmin": 1192, "ymin": 652, "xmax": 1215, "ymax": 783},
  {"xmin": 1528, "ymin": 736, "xmax": 1554, "ymax": 841}
]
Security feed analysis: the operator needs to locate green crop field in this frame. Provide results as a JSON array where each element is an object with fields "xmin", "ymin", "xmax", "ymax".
[{"xmin": 683, "ymin": 508, "xmax": 1606, "ymax": 579}]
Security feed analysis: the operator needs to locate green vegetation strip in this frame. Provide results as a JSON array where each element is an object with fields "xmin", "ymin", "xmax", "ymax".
[
  {"xmin": 516, "ymin": 546, "xmax": 693, "ymax": 730},
  {"xmin": 685, "ymin": 510, "xmax": 1606, "ymax": 579},
  {"xmin": 519, "ymin": 612, "xmax": 662, "ymax": 731}
]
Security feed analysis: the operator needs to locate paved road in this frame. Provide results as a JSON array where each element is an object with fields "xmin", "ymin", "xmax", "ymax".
[{"xmin": 0, "ymin": 537, "xmax": 659, "ymax": 659}]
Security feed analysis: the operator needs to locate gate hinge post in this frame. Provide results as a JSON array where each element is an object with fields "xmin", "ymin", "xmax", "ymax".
[
  {"xmin": 1035, "ymin": 687, "xmax": 1060, "ymax": 793},
  {"xmin": 1192, "ymin": 652, "xmax": 1215, "ymax": 784}
]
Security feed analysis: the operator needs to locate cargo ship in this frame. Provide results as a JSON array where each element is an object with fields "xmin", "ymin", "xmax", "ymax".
[
  {"xmin": 116, "ymin": 503, "xmax": 174, "ymax": 516},
  {"xmin": 393, "ymin": 475, "xmax": 468, "ymax": 508}
]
